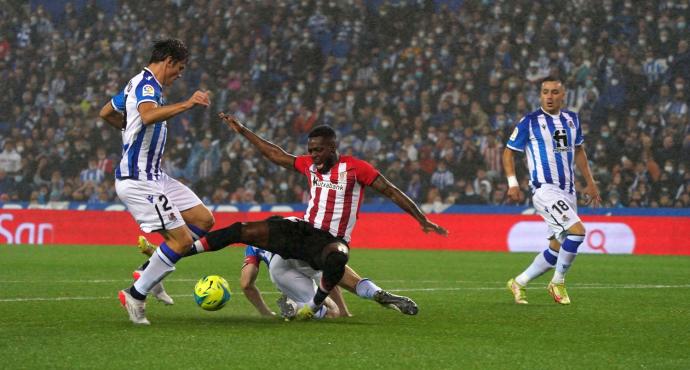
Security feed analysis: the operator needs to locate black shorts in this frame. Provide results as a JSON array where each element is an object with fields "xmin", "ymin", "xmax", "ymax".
[{"xmin": 265, "ymin": 218, "xmax": 348, "ymax": 270}]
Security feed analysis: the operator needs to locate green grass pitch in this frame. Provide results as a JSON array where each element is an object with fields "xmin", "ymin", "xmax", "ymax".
[{"xmin": 1, "ymin": 245, "xmax": 689, "ymax": 369}]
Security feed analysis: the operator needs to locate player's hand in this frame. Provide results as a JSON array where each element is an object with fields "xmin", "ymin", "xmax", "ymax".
[
  {"xmin": 421, "ymin": 219, "xmax": 448, "ymax": 236},
  {"xmin": 219, "ymin": 112, "xmax": 245, "ymax": 133},
  {"xmin": 583, "ymin": 184, "xmax": 602, "ymax": 207},
  {"xmin": 187, "ymin": 90, "xmax": 210, "ymax": 107},
  {"xmin": 506, "ymin": 186, "xmax": 521, "ymax": 203}
]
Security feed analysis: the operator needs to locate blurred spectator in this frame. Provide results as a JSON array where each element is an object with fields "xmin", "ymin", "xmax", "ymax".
[{"xmin": 0, "ymin": 141, "xmax": 22, "ymax": 174}]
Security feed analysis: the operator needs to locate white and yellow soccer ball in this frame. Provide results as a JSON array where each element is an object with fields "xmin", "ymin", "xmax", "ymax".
[{"xmin": 193, "ymin": 275, "xmax": 231, "ymax": 311}]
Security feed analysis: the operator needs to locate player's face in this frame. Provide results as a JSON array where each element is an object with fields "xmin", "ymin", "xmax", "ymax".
[
  {"xmin": 307, "ymin": 136, "xmax": 337, "ymax": 173},
  {"xmin": 163, "ymin": 58, "xmax": 186, "ymax": 86},
  {"xmin": 540, "ymin": 81, "xmax": 565, "ymax": 114}
]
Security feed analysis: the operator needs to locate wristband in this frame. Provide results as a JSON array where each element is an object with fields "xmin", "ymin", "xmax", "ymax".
[{"xmin": 507, "ymin": 176, "xmax": 519, "ymax": 188}]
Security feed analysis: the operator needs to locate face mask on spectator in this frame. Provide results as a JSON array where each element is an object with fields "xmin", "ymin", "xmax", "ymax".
[
  {"xmin": 15, "ymin": 175, "xmax": 23, "ymax": 182},
  {"xmin": 16, "ymin": 145, "xmax": 24, "ymax": 153},
  {"xmin": 646, "ymin": 15, "xmax": 654, "ymax": 22},
  {"xmin": 229, "ymin": 152, "xmax": 237, "ymax": 159},
  {"xmin": 675, "ymin": 84, "xmax": 684, "ymax": 91},
  {"xmin": 596, "ymin": 144, "xmax": 604, "ymax": 151},
  {"xmin": 441, "ymin": 48, "xmax": 449, "ymax": 57},
  {"xmin": 381, "ymin": 120, "xmax": 390, "ymax": 128},
  {"xmin": 279, "ymin": 182, "xmax": 288, "ymax": 191},
  {"xmin": 297, "ymin": 83, "xmax": 305, "ymax": 92},
  {"xmin": 665, "ymin": 165, "xmax": 674, "ymax": 173},
  {"xmin": 678, "ymin": 22, "xmax": 686, "ymax": 30},
  {"xmin": 609, "ymin": 120, "xmax": 617, "ymax": 128},
  {"xmin": 660, "ymin": 35, "xmax": 668, "ymax": 42}
]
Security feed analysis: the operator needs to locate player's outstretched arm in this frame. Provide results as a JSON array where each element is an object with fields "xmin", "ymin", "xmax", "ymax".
[
  {"xmin": 98, "ymin": 101, "xmax": 124, "ymax": 130},
  {"xmin": 574, "ymin": 145, "xmax": 601, "ymax": 207},
  {"xmin": 219, "ymin": 113, "xmax": 296, "ymax": 170},
  {"xmin": 139, "ymin": 90, "xmax": 210, "ymax": 125},
  {"xmin": 502, "ymin": 148, "xmax": 521, "ymax": 203},
  {"xmin": 328, "ymin": 286, "xmax": 352, "ymax": 318},
  {"xmin": 240, "ymin": 264, "xmax": 276, "ymax": 317},
  {"xmin": 371, "ymin": 175, "xmax": 448, "ymax": 236}
]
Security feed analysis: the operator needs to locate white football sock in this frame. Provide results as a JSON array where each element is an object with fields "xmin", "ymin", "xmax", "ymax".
[
  {"xmin": 515, "ymin": 248, "xmax": 558, "ymax": 286},
  {"xmin": 552, "ymin": 235, "xmax": 585, "ymax": 284},
  {"xmin": 133, "ymin": 248, "xmax": 176, "ymax": 295},
  {"xmin": 355, "ymin": 279, "xmax": 382, "ymax": 299}
]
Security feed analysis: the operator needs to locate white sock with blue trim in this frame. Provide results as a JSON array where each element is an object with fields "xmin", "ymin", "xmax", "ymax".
[
  {"xmin": 552, "ymin": 234, "xmax": 585, "ymax": 284},
  {"xmin": 516, "ymin": 248, "xmax": 558, "ymax": 286},
  {"xmin": 355, "ymin": 279, "xmax": 382, "ymax": 299}
]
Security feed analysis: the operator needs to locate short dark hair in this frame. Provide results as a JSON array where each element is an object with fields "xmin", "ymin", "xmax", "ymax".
[
  {"xmin": 541, "ymin": 76, "xmax": 564, "ymax": 86},
  {"xmin": 149, "ymin": 39, "xmax": 189, "ymax": 64},
  {"xmin": 308, "ymin": 125, "xmax": 337, "ymax": 140}
]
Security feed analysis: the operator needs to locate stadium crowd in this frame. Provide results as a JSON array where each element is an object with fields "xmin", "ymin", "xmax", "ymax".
[{"xmin": 0, "ymin": 0, "xmax": 689, "ymax": 209}]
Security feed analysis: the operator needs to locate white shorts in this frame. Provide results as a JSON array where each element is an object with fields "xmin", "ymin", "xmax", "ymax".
[
  {"xmin": 268, "ymin": 254, "xmax": 322, "ymax": 303},
  {"xmin": 115, "ymin": 173, "xmax": 203, "ymax": 233},
  {"xmin": 532, "ymin": 184, "xmax": 581, "ymax": 243}
]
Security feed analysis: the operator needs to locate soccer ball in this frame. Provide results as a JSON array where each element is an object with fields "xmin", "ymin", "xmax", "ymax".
[{"xmin": 193, "ymin": 275, "xmax": 231, "ymax": 311}]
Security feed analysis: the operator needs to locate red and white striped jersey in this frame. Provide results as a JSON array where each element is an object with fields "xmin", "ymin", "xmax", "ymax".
[{"xmin": 294, "ymin": 155, "xmax": 379, "ymax": 243}]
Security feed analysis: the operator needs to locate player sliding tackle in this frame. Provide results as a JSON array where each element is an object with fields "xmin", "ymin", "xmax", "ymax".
[{"xmin": 189, "ymin": 114, "xmax": 448, "ymax": 320}]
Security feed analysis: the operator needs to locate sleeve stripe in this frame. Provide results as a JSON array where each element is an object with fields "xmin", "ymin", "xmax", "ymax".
[
  {"xmin": 506, "ymin": 144, "xmax": 525, "ymax": 152},
  {"xmin": 111, "ymin": 100, "xmax": 124, "ymax": 113}
]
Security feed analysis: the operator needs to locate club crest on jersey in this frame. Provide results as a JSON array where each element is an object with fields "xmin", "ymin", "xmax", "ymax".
[
  {"xmin": 338, "ymin": 171, "xmax": 347, "ymax": 183},
  {"xmin": 146, "ymin": 195, "xmax": 154, "ymax": 203},
  {"xmin": 567, "ymin": 120, "xmax": 575, "ymax": 129},
  {"xmin": 142, "ymin": 84, "xmax": 155, "ymax": 97},
  {"xmin": 169, "ymin": 213, "xmax": 177, "ymax": 222}
]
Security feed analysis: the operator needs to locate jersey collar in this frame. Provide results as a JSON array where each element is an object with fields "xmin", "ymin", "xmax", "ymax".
[
  {"xmin": 540, "ymin": 107, "xmax": 561, "ymax": 119},
  {"xmin": 143, "ymin": 67, "xmax": 163, "ymax": 89}
]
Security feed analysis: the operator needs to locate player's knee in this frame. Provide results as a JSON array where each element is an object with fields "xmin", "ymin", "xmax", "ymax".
[
  {"xmin": 323, "ymin": 249, "xmax": 349, "ymax": 272},
  {"xmin": 569, "ymin": 222, "xmax": 586, "ymax": 235},
  {"xmin": 201, "ymin": 213, "xmax": 215, "ymax": 231}
]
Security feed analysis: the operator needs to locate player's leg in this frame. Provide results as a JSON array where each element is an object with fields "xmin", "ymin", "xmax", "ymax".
[
  {"xmin": 167, "ymin": 177, "xmax": 215, "ymax": 255},
  {"xmin": 116, "ymin": 178, "xmax": 192, "ymax": 324},
  {"xmin": 548, "ymin": 221, "xmax": 585, "ymax": 305},
  {"xmin": 270, "ymin": 255, "xmax": 326, "ymax": 319},
  {"xmin": 118, "ymin": 226, "xmax": 193, "ymax": 324},
  {"xmin": 296, "ymin": 241, "xmax": 349, "ymax": 320},
  {"xmin": 193, "ymin": 221, "xmax": 270, "ymax": 252},
  {"xmin": 535, "ymin": 188, "xmax": 583, "ymax": 304},
  {"xmin": 507, "ymin": 238, "xmax": 560, "ymax": 304},
  {"xmin": 133, "ymin": 236, "xmax": 173, "ymax": 305},
  {"xmin": 340, "ymin": 265, "xmax": 418, "ymax": 315}
]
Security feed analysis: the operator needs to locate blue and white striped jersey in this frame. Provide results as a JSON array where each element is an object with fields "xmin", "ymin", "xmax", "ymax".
[
  {"xmin": 114, "ymin": 68, "xmax": 167, "ymax": 180},
  {"xmin": 506, "ymin": 108, "xmax": 583, "ymax": 193}
]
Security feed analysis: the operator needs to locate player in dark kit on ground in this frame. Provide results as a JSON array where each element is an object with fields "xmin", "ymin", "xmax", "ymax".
[{"xmin": 190, "ymin": 113, "xmax": 448, "ymax": 320}]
